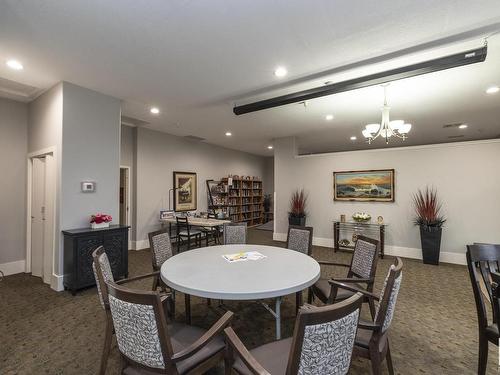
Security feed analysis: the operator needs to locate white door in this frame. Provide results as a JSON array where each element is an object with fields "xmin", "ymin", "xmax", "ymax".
[
  {"xmin": 31, "ymin": 157, "xmax": 46, "ymax": 278},
  {"xmin": 43, "ymin": 154, "xmax": 55, "ymax": 284},
  {"xmin": 31, "ymin": 155, "xmax": 55, "ymax": 284}
]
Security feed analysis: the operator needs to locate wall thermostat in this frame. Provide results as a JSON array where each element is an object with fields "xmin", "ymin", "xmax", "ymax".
[{"xmin": 81, "ymin": 181, "xmax": 95, "ymax": 192}]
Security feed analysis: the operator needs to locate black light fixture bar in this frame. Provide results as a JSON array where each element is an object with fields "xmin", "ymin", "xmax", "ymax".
[{"xmin": 233, "ymin": 46, "xmax": 487, "ymax": 115}]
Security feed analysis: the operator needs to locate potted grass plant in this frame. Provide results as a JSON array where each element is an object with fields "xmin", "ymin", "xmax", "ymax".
[
  {"xmin": 413, "ymin": 187, "xmax": 446, "ymax": 265},
  {"xmin": 289, "ymin": 189, "xmax": 307, "ymax": 226}
]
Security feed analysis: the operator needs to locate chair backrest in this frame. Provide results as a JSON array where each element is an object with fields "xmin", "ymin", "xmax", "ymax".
[
  {"xmin": 149, "ymin": 229, "xmax": 174, "ymax": 271},
  {"xmin": 374, "ymin": 257, "xmax": 403, "ymax": 333},
  {"xmin": 223, "ymin": 222, "xmax": 247, "ymax": 245},
  {"xmin": 348, "ymin": 236, "xmax": 379, "ymax": 281},
  {"xmin": 286, "ymin": 293, "xmax": 363, "ymax": 375},
  {"xmin": 491, "ymin": 271, "xmax": 500, "ymax": 328},
  {"xmin": 176, "ymin": 216, "xmax": 190, "ymax": 236},
  {"xmin": 286, "ymin": 225, "xmax": 313, "ymax": 256},
  {"xmin": 92, "ymin": 246, "xmax": 115, "ymax": 310},
  {"xmin": 467, "ymin": 244, "xmax": 500, "ymax": 328},
  {"xmin": 106, "ymin": 280, "xmax": 175, "ymax": 373}
]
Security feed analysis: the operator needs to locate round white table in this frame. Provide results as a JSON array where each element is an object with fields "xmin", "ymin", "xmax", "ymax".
[{"xmin": 161, "ymin": 244, "xmax": 320, "ymax": 339}]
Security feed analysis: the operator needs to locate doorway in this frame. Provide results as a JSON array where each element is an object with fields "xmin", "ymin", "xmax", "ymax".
[
  {"xmin": 119, "ymin": 166, "xmax": 130, "ymax": 225},
  {"xmin": 28, "ymin": 152, "xmax": 55, "ymax": 285}
]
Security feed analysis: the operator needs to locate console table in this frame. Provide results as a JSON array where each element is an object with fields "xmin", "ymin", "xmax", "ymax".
[
  {"xmin": 62, "ymin": 225, "xmax": 129, "ymax": 295},
  {"xmin": 333, "ymin": 221, "xmax": 386, "ymax": 258}
]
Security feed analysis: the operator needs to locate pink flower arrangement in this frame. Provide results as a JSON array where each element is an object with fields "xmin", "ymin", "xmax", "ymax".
[{"xmin": 90, "ymin": 213, "xmax": 112, "ymax": 224}]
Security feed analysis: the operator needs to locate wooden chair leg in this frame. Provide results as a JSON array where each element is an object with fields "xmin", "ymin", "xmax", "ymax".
[
  {"xmin": 295, "ymin": 291, "xmax": 302, "ymax": 314},
  {"xmin": 225, "ymin": 342, "xmax": 234, "ymax": 375},
  {"xmin": 370, "ymin": 354, "xmax": 382, "ymax": 375},
  {"xmin": 368, "ymin": 298, "xmax": 377, "ymax": 319},
  {"xmin": 386, "ymin": 342, "xmax": 394, "ymax": 375},
  {"xmin": 478, "ymin": 334, "xmax": 489, "ymax": 375},
  {"xmin": 99, "ymin": 313, "xmax": 113, "ymax": 375},
  {"xmin": 152, "ymin": 275, "xmax": 159, "ymax": 291}
]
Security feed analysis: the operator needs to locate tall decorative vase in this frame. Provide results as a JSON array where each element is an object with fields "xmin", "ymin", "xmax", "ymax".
[{"xmin": 420, "ymin": 227, "xmax": 442, "ymax": 265}]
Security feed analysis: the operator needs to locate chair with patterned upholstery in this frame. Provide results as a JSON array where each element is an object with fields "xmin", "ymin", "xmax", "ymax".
[
  {"xmin": 331, "ymin": 257, "xmax": 403, "ymax": 375},
  {"xmin": 286, "ymin": 225, "xmax": 313, "ymax": 313},
  {"xmin": 92, "ymin": 246, "xmax": 165, "ymax": 375},
  {"xmin": 223, "ymin": 222, "xmax": 247, "ymax": 245},
  {"xmin": 466, "ymin": 244, "xmax": 500, "ymax": 375},
  {"xmin": 149, "ymin": 229, "xmax": 175, "ymax": 290},
  {"xmin": 106, "ymin": 279, "xmax": 234, "ymax": 375},
  {"xmin": 309, "ymin": 235, "xmax": 379, "ymax": 318},
  {"xmin": 224, "ymin": 293, "xmax": 363, "ymax": 375},
  {"xmin": 286, "ymin": 225, "xmax": 313, "ymax": 256}
]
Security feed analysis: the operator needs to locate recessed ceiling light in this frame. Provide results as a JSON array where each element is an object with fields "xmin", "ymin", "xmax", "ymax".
[
  {"xmin": 486, "ymin": 86, "xmax": 499, "ymax": 94},
  {"xmin": 350, "ymin": 136, "xmax": 357, "ymax": 141},
  {"xmin": 6, "ymin": 59, "xmax": 23, "ymax": 70},
  {"xmin": 325, "ymin": 114, "xmax": 334, "ymax": 121},
  {"xmin": 225, "ymin": 132, "xmax": 232, "ymax": 136},
  {"xmin": 150, "ymin": 107, "xmax": 160, "ymax": 114},
  {"xmin": 267, "ymin": 145, "xmax": 273, "ymax": 150},
  {"xmin": 274, "ymin": 66, "xmax": 287, "ymax": 78},
  {"xmin": 458, "ymin": 124, "xmax": 468, "ymax": 129}
]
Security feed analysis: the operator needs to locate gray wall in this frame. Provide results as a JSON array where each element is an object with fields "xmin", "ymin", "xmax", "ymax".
[
  {"xmin": 60, "ymin": 82, "xmax": 121, "ymax": 231},
  {"xmin": 274, "ymin": 136, "xmax": 500, "ymax": 262},
  {"xmin": 0, "ymin": 98, "xmax": 28, "ymax": 267},
  {"xmin": 134, "ymin": 127, "xmax": 268, "ymax": 246}
]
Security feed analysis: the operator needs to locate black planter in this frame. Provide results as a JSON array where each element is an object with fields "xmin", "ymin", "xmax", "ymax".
[
  {"xmin": 289, "ymin": 216, "xmax": 306, "ymax": 226},
  {"xmin": 419, "ymin": 226, "xmax": 442, "ymax": 265}
]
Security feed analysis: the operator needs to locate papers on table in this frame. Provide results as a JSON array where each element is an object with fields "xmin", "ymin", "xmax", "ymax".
[{"xmin": 223, "ymin": 251, "xmax": 267, "ymax": 263}]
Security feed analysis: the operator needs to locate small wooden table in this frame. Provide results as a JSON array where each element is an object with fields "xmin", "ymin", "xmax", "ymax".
[
  {"xmin": 333, "ymin": 221, "xmax": 386, "ymax": 258},
  {"xmin": 160, "ymin": 217, "xmax": 231, "ymax": 245}
]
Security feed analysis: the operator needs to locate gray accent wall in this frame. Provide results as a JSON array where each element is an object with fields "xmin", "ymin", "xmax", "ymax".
[
  {"xmin": 134, "ymin": 127, "xmax": 269, "ymax": 246},
  {"xmin": 0, "ymin": 98, "xmax": 28, "ymax": 266},
  {"xmin": 274, "ymin": 136, "xmax": 500, "ymax": 260}
]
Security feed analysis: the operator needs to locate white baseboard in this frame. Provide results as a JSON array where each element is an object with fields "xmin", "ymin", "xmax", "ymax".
[
  {"xmin": 0, "ymin": 260, "xmax": 26, "ymax": 276},
  {"xmin": 131, "ymin": 239, "xmax": 149, "ymax": 251},
  {"xmin": 51, "ymin": 273, "xmax": 64, "ymax": 291},
  {"xmin": 272, "ymin": 232, "xmax": 466, "ymax": 265}
]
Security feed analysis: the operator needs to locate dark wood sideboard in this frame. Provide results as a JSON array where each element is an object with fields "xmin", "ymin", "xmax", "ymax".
[{"xmin": 62, "ymin": 225, "xmax": 129, "ymax": 295}]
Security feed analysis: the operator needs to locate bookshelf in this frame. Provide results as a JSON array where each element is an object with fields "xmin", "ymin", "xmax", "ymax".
[{"xmin": 207, "ymin": 176, "xmax": 264, "ymax": 226}]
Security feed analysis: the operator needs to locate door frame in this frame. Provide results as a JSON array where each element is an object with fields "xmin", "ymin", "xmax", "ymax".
[
  {"xmin": 120, "ymin": 165, "xmax": 131, "ymax": 249},
  {"xmin": 26, "ymin": 147, "xmax": 57, "ymax": 276}
]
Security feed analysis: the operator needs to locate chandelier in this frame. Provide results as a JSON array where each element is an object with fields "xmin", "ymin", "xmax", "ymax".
[{"xmin": 362, "ymin": 84, "xmax": 412, "ymax": 144}]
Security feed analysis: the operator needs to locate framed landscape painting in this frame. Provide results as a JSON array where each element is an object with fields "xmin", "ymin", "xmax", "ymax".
[
  {"xmin": 173, "ymin": 171, "xmax": 197, "ymax": 211},
  {"xmin": 333, "ymin": 169, "xmax": 395, "ymax": 202}
]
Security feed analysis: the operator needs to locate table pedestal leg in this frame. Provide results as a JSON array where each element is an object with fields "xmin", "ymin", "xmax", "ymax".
[
  {"xmin": 185, "ymin": 294, "xmax": 191, "ymax": 325},
  {"xmin": 275, "ymin": 297, "xmax": 282, "ymax": 340}
]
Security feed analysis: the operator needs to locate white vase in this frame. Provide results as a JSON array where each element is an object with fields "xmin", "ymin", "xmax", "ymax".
[{"xmin": 91, "ymin": 222, "xmax": 110, "ymax": 229}]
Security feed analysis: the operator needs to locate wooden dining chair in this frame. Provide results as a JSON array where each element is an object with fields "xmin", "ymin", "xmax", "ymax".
[
  {"xmin": 149, "ymin": 229, "xmax": 177, "ymax": 314},
  {"xmin": 466, "ymin": 243, "xmax": 500, "ymax": 375},
  {"xmin": 176, "ymin": 216, "xmax": 203, "ymax": 251},
  {"xmin": 223, "ymin": 222, "xmax": 247, "ymax": 245},
  {"xmin": 286, "ymin": 225, "xmax": 313, "ymax": 256},
  {"xmin": 286, "ymin": 225, "xmax": 313, "ymax": 313},
  {"xmin": 106, "ymin": 279, "xmax": 234, "ymax": 375},
  {"xmin": 224, "ymin": 293, "xmax": 363, "ymax": 375},
  {"xmin": 92, "ymin": 246, "xmax": 168, "ymax": 375},
  {"xmin": 331, "ymin": 257, "xmax": 403, "ymax": 375},
  {"xmin": 309, "ymin": 235, "xmax": 379, "ymax": 318},
  {"xmin": 200, "ymin": 212, "xmax": 220, "ymax": 246}
]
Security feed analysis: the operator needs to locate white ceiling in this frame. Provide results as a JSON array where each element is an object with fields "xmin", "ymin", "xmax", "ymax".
[{"xmin": 1, "ymin": 1, "xmax": 500, "ymax": 155}]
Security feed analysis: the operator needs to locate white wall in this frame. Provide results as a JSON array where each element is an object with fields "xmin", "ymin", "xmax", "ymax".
[
  {"xmin": 274, "ymin": 137, "xmax": 500, "ymax": 264},
  {"xmin": 0, "ymin": 98, "xmax": 28, "ymax": 274},
  {"xmin": 134, "ymin": 127, "xmax": 268, "ymax": 248}
]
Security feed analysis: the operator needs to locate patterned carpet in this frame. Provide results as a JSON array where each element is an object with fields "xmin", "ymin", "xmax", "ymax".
[{"xmin": 0, "ymin": 229, "xmax": 496, "ymax": 374}]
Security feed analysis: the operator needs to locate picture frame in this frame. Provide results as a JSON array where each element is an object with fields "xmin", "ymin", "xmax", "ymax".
[
  {"xmin": 173, "ymin": 171, "xmax": 197, "ymax": 211},
  {"xmin": 333, "ymin": 169, "xmax": 395, "ymax": 202}
]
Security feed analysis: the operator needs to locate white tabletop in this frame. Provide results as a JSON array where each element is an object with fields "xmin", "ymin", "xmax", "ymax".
[
  {"xmin": 160, "ymin": 217, "xmax": 231, "ymax": 227},
  {"xmin": 161, "ymin": 244, "xmax": 320, "ymax": 300}
]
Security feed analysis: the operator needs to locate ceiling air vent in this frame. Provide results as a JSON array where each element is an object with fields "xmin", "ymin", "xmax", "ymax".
[
  {"xmin": 443, "ymin": 123, "xmax": 464, "ymax": 129},
  {"xmin": 121, "ymin": 115, "xmax": 150, "ymax": 127},
  {"xmin": 0, "ymin": 77, "xmax": 41, "ymax": 102},
  {"xmin": 184, "ymin": 135, "xmax": 206, "ymax": 142}
]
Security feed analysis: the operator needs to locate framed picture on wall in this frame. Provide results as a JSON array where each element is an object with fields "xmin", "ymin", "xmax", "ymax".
[
  {"xmin": 173, "ymin": 171, "xmax": 197, "ymax": 211},
  {"xmin": 333, "ymin": 169, "xmax": 395, "ymax": 202}
]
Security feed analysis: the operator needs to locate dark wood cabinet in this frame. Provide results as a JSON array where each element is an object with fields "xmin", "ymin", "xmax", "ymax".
[{"xmin": 62, "ymin": 225, "xmax": 129, "ymax": 295}]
